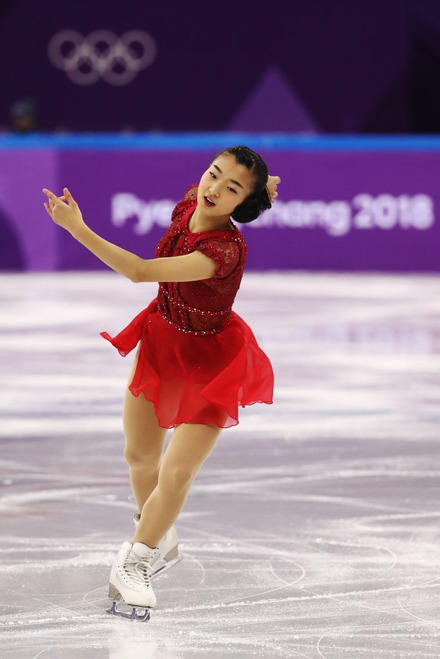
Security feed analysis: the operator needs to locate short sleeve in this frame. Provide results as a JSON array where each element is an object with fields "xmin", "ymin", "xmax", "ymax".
[
  {"xmin": 171, "ymin": 185, "xmax": 198, "ymax": 223},
  {"xmin": 196, "ymin": 238, "xmax": 241, "ymax": 279},
  {"xmin": 183, "ymin": 184, "xmax": 198, "ymax": 201}
]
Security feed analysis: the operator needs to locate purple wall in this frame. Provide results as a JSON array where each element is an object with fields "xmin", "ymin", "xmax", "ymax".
[
  {"xmin": 2, "ymin": 0, "xmax": 439, "ymax": 133},
  {"xmin": 1, "ymin": 138, "xmax": 439, "ymax": 273}
]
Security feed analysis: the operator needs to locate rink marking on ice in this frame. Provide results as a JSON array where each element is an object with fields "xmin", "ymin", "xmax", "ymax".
[
  {"xmin": 201, "ymin": 464, "xmax": 440, "ymax": 488},
  {"xmin": 354, "ymin": 510, "xmax": 440, "ymax": 527},
  {"xmin": 181, "ymin": 522, "xmax": 332, "ymax": 562},
  {"xmin": 408, "ymin": 527, "xmax": 430, "ymax": 565},
  {"xmin": 397, "ymin": 599, "xmax": 440, "ymax": 627},
  {"xmin": 421, "ymin": 576, "xmax": 440, "ymax": 587},
  {"xmin": 182, "ymin": 521, "xmax": 403, "ymax": 578},
  {"xmin": 33, "ymin": 596, "xmax": 89, "ymax": 620},
  {"xmin": 32, "ymin": 649, "xmax": 51, "ymax": 659},
  {"xmin": 314, "ymin": 538, "xmax": 398, "ymax": 575},
  {"xmin": 185, "ymin": 554, "xmax": 206, "ymax": 586},
  {"xmin": 268, "ymin": 559, "xmax": 306, "ymax": 587},
  {"xmin": 0, "ymin": 488, "xmax": 139, "ymax": 515},
  {"xmin": 316, "ymin": 631, "xmax": 440, "ymax": 658},
  {"xmin": 83, "ymin": 586, "xmax": 109, "ymax": 610},
  {"xmin": 221, "ymin": 584, "xmax": 293, "ymax": 607},
  {"xmin": 0, "ymin": 486, "xmax": 106, "ymax": 508},
  {"xmin": 179, "ymin": 522, "xmax": 408, "ymax": 596},
  {"xmin": 0, "ymin": 462, "xmax": 127, "ymax": 486},
  {"xmin": 315, "ymin": 632, "xmax": 440, "ymax": 656},
  {"xmin": 159, "ymin": 580, "xmax": 440, "ymax": 615},
  {"xmin": 316, "ymin": 635, "xmax": 329, "ymax": 659},
  {"xmin": 1, "ymin": 552, "xmax": 116, "ymax": 573}
]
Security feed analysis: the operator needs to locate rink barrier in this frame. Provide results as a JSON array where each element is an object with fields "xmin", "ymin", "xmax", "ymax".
[{"xmin": 0, "ymin": 134, "xmax": 439, "ymax": 271}]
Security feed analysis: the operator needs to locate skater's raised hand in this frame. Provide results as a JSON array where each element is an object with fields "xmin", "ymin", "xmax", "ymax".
[
  {"xmin": 266, "ymin": 175, "xmax": 281, "ymax": 203},
  {"xmin": 43, "ymin": 187, "xmax": 86, "ymax": 237}
]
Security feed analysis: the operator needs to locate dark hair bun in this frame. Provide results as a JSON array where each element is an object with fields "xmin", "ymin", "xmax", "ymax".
[
  {"xmin": 214, "ymin": 145, "xmax": 272, "ymax": 224},
  {"xmin": 231, "ymin": 187, "xmax": 272, "ymax": 224}
]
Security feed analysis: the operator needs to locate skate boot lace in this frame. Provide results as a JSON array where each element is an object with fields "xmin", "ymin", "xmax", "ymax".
[{"xmin": 124, "ymin": 551, "xmax": 153, "ymax": 587}]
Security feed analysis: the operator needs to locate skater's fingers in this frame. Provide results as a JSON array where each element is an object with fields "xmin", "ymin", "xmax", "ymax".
[
  {"xmin": 42, "ymin": 188, "xmax": 58, "ymax": 202},
  {"xmin": 63, "ymin": 187, "xmax": 78, "ymax": 208}
]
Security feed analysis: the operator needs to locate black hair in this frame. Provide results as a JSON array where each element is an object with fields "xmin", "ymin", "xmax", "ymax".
[{"xmin": 213, "ymin": 145, "xmax": 271, "ymax": 223}]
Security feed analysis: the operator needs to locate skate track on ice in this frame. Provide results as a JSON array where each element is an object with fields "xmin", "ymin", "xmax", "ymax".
[{"xmin": 1, "ymin": 272, "xmax": 440, "ymax": 658}]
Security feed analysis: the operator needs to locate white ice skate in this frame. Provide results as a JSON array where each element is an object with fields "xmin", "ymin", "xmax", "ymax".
[
  {"xmin": 108, "ymin": 542, "xmax": 158, "ymax": 621},
  {"xmin": 133, "ymin": 514, "xmax": 179, "ymax": 577}
]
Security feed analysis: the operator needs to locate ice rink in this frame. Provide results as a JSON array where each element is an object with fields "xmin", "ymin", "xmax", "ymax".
[{"xmin": 1, "ymin": 271, "xmax": 440, "ymax": 658}]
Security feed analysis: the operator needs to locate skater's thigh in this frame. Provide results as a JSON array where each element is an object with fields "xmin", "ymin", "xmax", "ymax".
[
  {"xmin": 123, "ymin": 347, "xmax": 167, "ymax": 461},
  {"xmin": 161, "ymin": 423, "xmax": 221, "ymax": 482}
]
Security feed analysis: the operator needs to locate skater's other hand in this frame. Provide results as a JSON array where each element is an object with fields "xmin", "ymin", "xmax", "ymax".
[
  {"xmin": 266, "ymin": 175, "xmax": 281, "ymax": 203},
  {"xmin": 42, "ymin": 187, "xmax": 86, "ymax": 237}
]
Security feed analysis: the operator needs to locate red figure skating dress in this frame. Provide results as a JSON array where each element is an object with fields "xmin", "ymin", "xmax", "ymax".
[{"xmin": 101, "ymin": 185, "xmax": 274, "ymax": 428}]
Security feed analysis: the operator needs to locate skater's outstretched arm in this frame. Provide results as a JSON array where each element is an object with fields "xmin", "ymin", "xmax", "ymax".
[{"xmin": 42, "ymin": 187, "xmax": 216, "ymax": 283}]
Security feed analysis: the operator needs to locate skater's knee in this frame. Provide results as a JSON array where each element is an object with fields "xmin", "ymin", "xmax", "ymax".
[
  {"xmin": 158, "ymin": 463, "xmax": 196, "ymax": 498},
  {"xmin": 123, "ymin": 443, "xmax": 141, "ymax": 467},
  {"xmin": 124, "ymin": 442, "xmax": 161, "ymax": 471}
]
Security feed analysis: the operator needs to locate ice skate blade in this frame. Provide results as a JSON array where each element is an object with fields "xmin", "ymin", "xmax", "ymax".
[
  {"xmin": 163, "ymin": 544, "xmax": 179, "ymax": 562},
  {"xmin": 107, "ymin": 600, "xmax": 151, "ymax": 622},
  {"xmin": 150, "ymin": 554, "xmax": 183, "ymax": 579}
]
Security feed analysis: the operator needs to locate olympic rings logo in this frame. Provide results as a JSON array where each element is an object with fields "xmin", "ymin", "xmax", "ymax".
[{"xmin": 48, "ymin": 30, "xmax": 157, "ymax": 86}]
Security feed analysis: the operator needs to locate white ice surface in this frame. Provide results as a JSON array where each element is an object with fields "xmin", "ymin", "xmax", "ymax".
[{"xmin": 1, "ymin": 272, "xmax": 440, "ymax": 658}]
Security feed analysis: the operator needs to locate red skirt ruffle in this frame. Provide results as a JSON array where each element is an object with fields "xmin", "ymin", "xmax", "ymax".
[{"xmin": 101, "ymin": 299, "xmax": 273, "ymax": 428}]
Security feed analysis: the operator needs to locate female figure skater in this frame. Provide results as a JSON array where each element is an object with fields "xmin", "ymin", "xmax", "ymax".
[{"xmin": 43, "ymin": 145, "xmax": 280, "ymax": 618}]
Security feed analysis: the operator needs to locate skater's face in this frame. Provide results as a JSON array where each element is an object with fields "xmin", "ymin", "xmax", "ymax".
[{"xmin": 197, "ymin": 154, "xmax": 256, "ymax": 218}]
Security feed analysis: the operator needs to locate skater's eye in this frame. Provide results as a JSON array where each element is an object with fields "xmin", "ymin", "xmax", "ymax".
[
  {"xmin": 209, "ymin": 171, "xmax": 217, "ymax": 179},
  {"xmin": 227, "ymin": 187, "xmax": 238, "ymax": 194}
]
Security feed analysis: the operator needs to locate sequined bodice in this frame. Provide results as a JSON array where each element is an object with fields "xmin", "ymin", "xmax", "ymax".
[{"xmin": 154, "ymin": 185, "xmax": 247, "ymax": 335}]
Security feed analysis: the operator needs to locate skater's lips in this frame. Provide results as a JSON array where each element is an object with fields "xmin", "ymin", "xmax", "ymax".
[{"xmin": 204, "ymin": 196, "xmax": 216, "ymax": 207}]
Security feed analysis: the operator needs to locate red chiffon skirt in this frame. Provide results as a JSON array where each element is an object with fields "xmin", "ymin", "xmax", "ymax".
[{"xmin": 101, "ymin": 299, "xmax": 273, "ymax": 428}]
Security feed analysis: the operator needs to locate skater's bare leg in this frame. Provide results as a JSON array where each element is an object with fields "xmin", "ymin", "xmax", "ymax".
[
  {"xmin": 123, "ymin": 350, "xmax": 167, "ymax": 512},
  {"xmin": 133, "ymin": 422, "xmax": 221, "ymax": 548}
]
